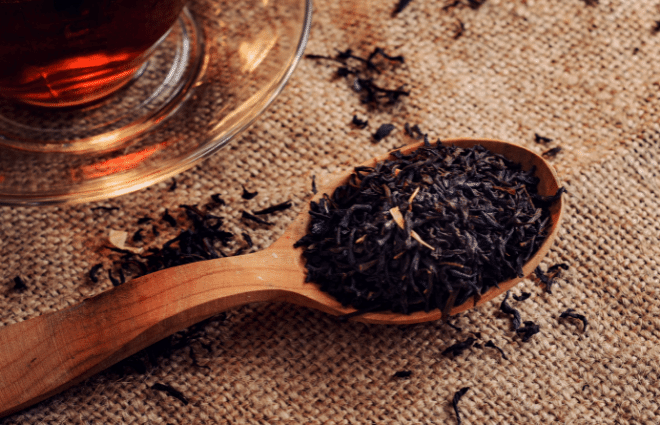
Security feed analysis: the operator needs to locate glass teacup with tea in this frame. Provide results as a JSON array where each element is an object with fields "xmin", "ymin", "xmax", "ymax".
[
  {"xmin": 0, "ymin": 0, "xmax": 202, "ymax": 156},
  {"xmin": 0, "ymin": 0, "xmax": 313, "ymax": 205},
  {"xmin": 0, "ymin": 0, "xmax": 188, "ymax": 108}
]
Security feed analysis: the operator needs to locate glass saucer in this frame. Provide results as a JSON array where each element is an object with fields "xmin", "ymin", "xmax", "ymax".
[{"xmin": 0, "ymin": 0, "xmax": 312, "ymax": 206}]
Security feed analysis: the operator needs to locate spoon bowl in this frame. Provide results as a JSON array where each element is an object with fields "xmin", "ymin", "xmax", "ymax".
[{"xmin": 0, "ymin": 138, "xmax": 563, "ymax": 417}]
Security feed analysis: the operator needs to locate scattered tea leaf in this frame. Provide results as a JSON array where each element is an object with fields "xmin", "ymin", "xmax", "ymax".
[
  {"xmin": 442, "ymin": 337, "xmax": 476, "ymax": 357},
  {"xmin": 137, "ymin": 216, "xmax": 153, "ymax": 225},
  {"xmin": 162, "ymin": 209, "xmax": 177, "ymax": 227},
  {"xmin": 392, "ymin": 0, "xmax": 413, "ymax": 16},
  {"xmin": 467, "ymin": 0, "xmax": 487, "ymax": 9},
  {"xmin": 513, "ymin": 292, "xmax": 531, "ymax": 302},
  {"xmin": 393, "ymin": 370, "xmax": 413, "ymax": 378},
  {"xmin": 453, "ymin": 20, "xmax": 465, "ymax": 39},
  {"xmin": 91, "ymin": 206, "xmax": 119, "ymax": 213},
  {"xmin": 534, "ymin": 133, "xmax": 553, "ymax": 144},
  {"xmin": 373, "ymin": 123, "xmax": 396, "ymax": 142},
  {"xmin": 559, "ymin": 308, "xmax": 588, "ymax": 332},
  {"xmin": 89, "ymin": 263, "xmax": 103, "ymax": 283},
  {"xmin": 242, "ymin": 211, "xmax": 272, "ymax": 226},
  {"xmin": 306, "ymin": 47, "xmax": 409, "ymax": 107},
  {"xmin": 516, "ymin": 321, "xmax": 540, "ymax": 342},
  {"xmin": 404, "ymin": 123, "xmax": 424, "ymax": 140},
  {"xmin": 108, "ymin": 268, "xmax": 125, "ymax": 287},
  {"xmin": 242, "ymin": 232, "xmax": 253, "ymax": 248},
  {"xmin": 484, "ymin": 340, "xmax": 508, "ymax": 360},
  {"xmin": 542, "ymin": 147, "xmax": 562, "ymax": 158},
  {"xmin": 211, "ymin": 194, "xmax": 226, "ymax": 206},
  {"xmin": 151, "ymin": 383, "xmax": 189, "ymax": 405},
  {"xmin": 12, "ymin": 276, "xmax": 27, "ymax": 292},
  {"xmin": 352, "ymin": 115, "xmax": 369, "ymax": 129},
  {"xmin": 535, "ymin": 263, "xmax": 568, "ymax": 293},
  {"xmin": 452, "ymin": 387, "xmax": 470, "ymax": 425},
  {"xmin": 132, "ymin": 229, "xmax": 144, "ymax": 243},
  {"xmin": 500, "ymin": 291, "xmax": 521, "ymax": 331},
  {"xmin": 242, "ymin": 186, "xmax": 259, "ymax": 200},
  {"xmin": 653, "ymin": 21, "xmax": 660, "ymax": 34},
  {"xmin": 253, "ymin": 201, "xmax": 293, "ymax": 215}
]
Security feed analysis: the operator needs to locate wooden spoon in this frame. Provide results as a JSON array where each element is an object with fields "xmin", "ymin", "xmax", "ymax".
[{"xmin": 0, "ymin": 138, "xmax": 563, "ymax": 417}]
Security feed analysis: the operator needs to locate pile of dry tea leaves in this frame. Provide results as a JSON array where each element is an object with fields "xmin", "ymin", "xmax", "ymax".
[{"xmin": 295, "ymin": 141, "xmax": 563, "ymax": 315}]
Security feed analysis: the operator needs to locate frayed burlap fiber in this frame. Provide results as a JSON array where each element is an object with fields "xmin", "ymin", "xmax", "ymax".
[{"xmin": 3, "ymin": 0, "xmax": 660, "ymax": 423}]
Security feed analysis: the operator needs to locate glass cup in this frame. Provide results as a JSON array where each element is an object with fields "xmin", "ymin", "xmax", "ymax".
[
  {"xmin": 0, "ymin": 0, "xmax": 312, "ymax": 206},
  {"xmin": 0, "ymin": 0, "xmax": 187, "ymax": 108}
]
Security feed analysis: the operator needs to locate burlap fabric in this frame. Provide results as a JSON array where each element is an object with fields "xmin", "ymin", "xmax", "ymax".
[{"xmin": 2, "ymin": 0, "xmax": 660, "ymax": 423}]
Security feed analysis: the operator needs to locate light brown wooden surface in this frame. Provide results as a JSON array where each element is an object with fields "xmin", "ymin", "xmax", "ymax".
[{"xmin": 0, "ymin": 138, "xmax": 563, "ymax": 417}]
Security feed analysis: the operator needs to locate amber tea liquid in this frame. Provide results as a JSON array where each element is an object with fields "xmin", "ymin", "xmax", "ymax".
[{"xmin": 0, "ymin": 0, "xmax": 187, "ymax": 107}]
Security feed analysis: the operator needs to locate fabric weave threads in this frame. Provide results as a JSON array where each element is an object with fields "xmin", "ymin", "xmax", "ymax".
[{"xmin": 3, "ymin": 0, "xmax": 660, "ymax": 423}]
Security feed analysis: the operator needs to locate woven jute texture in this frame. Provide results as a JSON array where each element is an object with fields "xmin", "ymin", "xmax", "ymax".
[{"xmin": 3, "ymin": 0, "xmax": 660, "ymax": 423}]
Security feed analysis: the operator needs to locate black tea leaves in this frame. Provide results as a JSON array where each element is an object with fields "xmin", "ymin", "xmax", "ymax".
[
  {"xmin": 404, "ymin": 123, "xmax": 425, "ymax": 140},
  {"xmin": 162, "ymin": 209, "xmax": 177, "ymax": 227},
  {"xmin": 542, "ymin": 147, "xmax": 562, "ymax": 159},
  {"xmin": 352, "ymin": 115, "xmax": 369, "ymax": 129},
  {"xmin": 484, "ymin": 340, "xmax": 508, "ymax": 360},
  {"xmin": 295, "ymin": 143, "xmax": 563, "ymax": 316},
  {"xmin": 535, "ymin": 263, "xmax": 569, "ymax": 293},
  {"xmin": 242, "ymin": 211, "xmax": 272, "ymax": 226},
  {"xmin": 452, "ymin": 387, "xmax": 470, "ymax": 425},
  {"xmin": 513, "ymin": 292, "xmax": 531, "ymax": 302},
  {"xmin": 91, "ymin": 206, "xmax": 119, "ymax": 213},
  {"xmin": 516, "ymin": 321, "xmax": 540, "ymax": 342},
  {"xmin": 137, "ymin": 216, "xmax": 153, "ymax": 225},
  {"xmin": 210, "ymin": 194, "xmax": 226, "ymax": 206},
  {"xmin": 108, "ymin": 269, "xmax": 125, "ymax": 287},
  {"xmin": 253, "ymin": 200, "xmax": 293, "ymax": 215},
  {"xmin": 12, "ymin": 276, "xmax": 27, "ymax": 292},
  {"xmin": 393, "ymin": 370, "xmax": 413, "ymax": 378},
  {"xmin": 242, "ymin": 186, "xmax": 259, "ymax": 200},
  {"xmin": 467, "ymin": 0, "xmax": 487, "ymax": 9},
  {"xmin": 453, "ymin": 20, "xmax": 465, "ymax": 39},
  {"xmin": 132, "ymin": 229, "xmax": 144, "ymax": 243},
  {"xmin": 89, "ymin": 264, "xmax": 103, "ymax": 283},
  {"xmin": 500, "ymin": 291, "xmax": 521, "ymax": 331},
  {"xmin": 373, "ymin": 123, "xmax": 396, "ymax": 142},
  {"xmin": 306, "ymin": 47, "xmax": 409, "ymax": 107},
  {"xmin": 559, "ymin": 308, "xmax": 588, "ymax": 332},
  {"xmin": 242, "ymin": 232, "xmax": 254, "ymax": 248},
  {"xmin": 392, "ymin": 0, "xmax": 413, "ymax": 16},
  {"xmin": 653, "ymin": 21, "xmax": 660, "ymax": 34},
  {"xmin": 151, "ymin": 383, "xmax": 189, "ymax": 405},
  {"xmin": 534, "ymin": 133, "xmax": 553, "ymax": 144},
  {"xmin": 442, "ymin": 337, "xmax": 476, "ymax": 357}
]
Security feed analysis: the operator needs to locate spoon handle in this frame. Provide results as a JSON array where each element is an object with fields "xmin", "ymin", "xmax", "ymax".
[{"xmin": 0, "ymin": 248, "xmax": 305, "ymax": 417}]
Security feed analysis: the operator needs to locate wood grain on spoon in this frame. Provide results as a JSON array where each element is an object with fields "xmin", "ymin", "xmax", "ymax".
[{"xmin": 0, "ymin": 138, "xmax": 563, "ymax": 417}]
